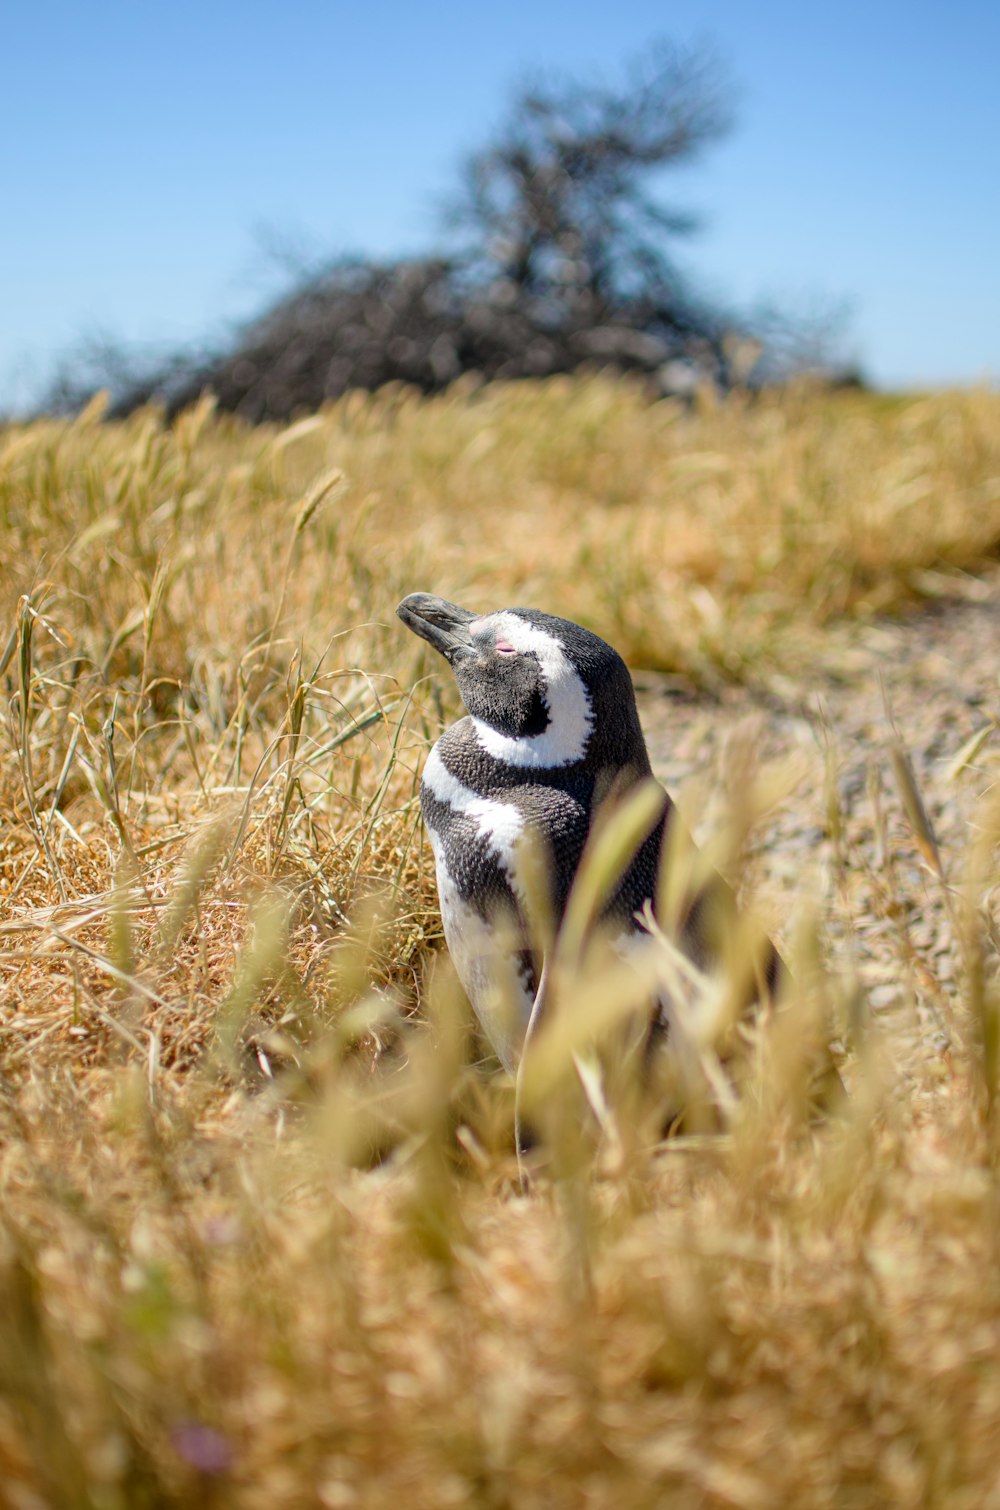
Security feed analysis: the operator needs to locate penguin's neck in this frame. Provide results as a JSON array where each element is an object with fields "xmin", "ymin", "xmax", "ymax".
[{"xmin": 433, "ymin": 719, "xmax": 586, "ymax": 796}]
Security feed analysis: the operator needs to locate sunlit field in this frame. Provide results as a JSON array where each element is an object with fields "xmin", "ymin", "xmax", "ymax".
[{"xmin": 2, "ymin": 377, "xmax": 1000, "ymax": 1507}]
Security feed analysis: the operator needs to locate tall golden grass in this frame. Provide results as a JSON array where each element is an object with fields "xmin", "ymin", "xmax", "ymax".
[{"xmin": 1, "ymin": 377, "xmax": 999, "ymax": 1507}]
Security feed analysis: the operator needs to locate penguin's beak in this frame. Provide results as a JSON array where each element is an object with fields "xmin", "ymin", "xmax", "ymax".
[{"xmin": 397, "ymin": 593, "xmax": 478, "ymax": 664}]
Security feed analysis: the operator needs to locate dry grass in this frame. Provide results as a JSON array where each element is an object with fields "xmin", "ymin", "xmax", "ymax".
[{"xmin": 1, "ymin": 377, "xmax": 1000, "ymax": 1507}]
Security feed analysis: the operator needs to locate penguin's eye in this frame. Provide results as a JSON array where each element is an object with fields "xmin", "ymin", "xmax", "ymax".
[{"xmin": 495, "ymin": 640, "xmax": 518, "ymax": 656}]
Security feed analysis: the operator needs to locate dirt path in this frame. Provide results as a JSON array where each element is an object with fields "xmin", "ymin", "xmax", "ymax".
[{"xmin": 635, "ymin": 572, "xmax": 1000, "ymax": 1082}]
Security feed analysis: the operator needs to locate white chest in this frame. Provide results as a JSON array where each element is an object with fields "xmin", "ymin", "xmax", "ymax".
[{"xmin": 421, "ymin": 747, "xmax": 535, "ymax": 1071}]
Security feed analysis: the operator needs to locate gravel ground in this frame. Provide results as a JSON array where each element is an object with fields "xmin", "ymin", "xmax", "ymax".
[{"xmin": 636, "ymin": 572, "xmax": 1000, "ymax": 1086}]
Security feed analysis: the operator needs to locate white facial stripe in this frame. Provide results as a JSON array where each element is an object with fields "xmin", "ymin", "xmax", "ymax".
[
  {"xmin": 422, "ymin": 746, "xmax": 526, "ymax": 891},
  {"xmin": 469, "ymin": 612, "xmax": 593, "ymax": 769}
]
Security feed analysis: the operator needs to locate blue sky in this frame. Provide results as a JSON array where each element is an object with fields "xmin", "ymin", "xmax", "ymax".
[{"xmin": 3, "ymin": 0, "xmax": 997, "ymax": 410}]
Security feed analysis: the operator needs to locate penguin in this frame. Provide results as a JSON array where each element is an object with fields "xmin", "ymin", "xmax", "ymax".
[{"xmin": 397, "ymin": 592, "xmax": 784, "ymax": 1089}]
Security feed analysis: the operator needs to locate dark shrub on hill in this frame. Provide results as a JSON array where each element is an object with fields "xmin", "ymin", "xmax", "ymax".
[
  {"xmin": 144, "ymin": 255, "xmax": 735, "ymax": 422},
  {"xmin": 43, "ymin": 41, "xmax": 856, "ymax": 421}
]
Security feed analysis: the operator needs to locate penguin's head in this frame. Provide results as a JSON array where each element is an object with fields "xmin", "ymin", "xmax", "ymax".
[{"xmin": 397, "ymin": 592, "xmax": 649, "ymax": 773}]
